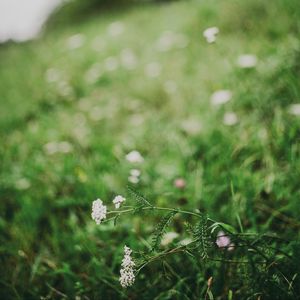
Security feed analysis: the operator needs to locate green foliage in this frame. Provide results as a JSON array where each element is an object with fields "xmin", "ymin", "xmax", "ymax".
[
  {"xmin": 151, "ymin": 211, "xmax": 177, "ymax": 251},
  {"xmin": 0, "ymin": 0, "xmax": 300, "ymax": 298}
]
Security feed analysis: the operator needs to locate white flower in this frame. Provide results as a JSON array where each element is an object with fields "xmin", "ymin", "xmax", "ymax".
[
  {"xmin": 128, "ymin": 175, "xmax": 140, "ymax": 184},
  {"xmin": 180, "ymin": 238, "xmax": 193, "ymax": 246},
  {"xmin": 108, "ymin": 21, "xmax": 124, "ymax": 37},
  {"xmin": 288, "ymin": 104, "xmax": 300, "ymax": 116},
  {"xmin": 91, "ymin": 199, "xmax": 107, "ymax": 224},
  {"xmin": 237, "ymin": 54, "xmax": 257, "ymax": 68},
  {"xmin": 126, "ymin": 150, "xmax": 144, "ymax": 163},
  {"xmin": 210, "ymin": 90, "xmax": 232, "ymax": 106},
  {"xmin": 203, "ymin": 27, "xmax": 219, "ymax": 43},
  {"xmin": 113, "ymin": 195, "xmax": 126, "ymax": 209},
  {"xmin": 120, "ymin": 246, "xmax": 135, "ymax": 288},
  {"xmin": 145, "ymin": 62, "xmax": 161, "ymax": 78},
  {"xmin": 223, "ymin": 112, "xmax": 238, "ymax": 126},
  {"xmin": 161, "ymin": 232, "xmax": 179, "ymax": 246},
  {"xmin": 67, "ymin": 34, "xmax": 85, "ymax": 50},
  {"xmin": 130, "ymin": 169, "xmax": 141, "ymax": 177}
]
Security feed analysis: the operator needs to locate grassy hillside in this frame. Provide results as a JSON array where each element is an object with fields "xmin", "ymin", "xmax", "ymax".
[{"xmin": 0, "ymin": 0, "xmax": 300, "ymax": 298}]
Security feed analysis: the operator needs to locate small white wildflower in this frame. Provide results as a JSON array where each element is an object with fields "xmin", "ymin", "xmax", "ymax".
[
  {"xmin": 130, "ymin": 169, "xmax": 141, "ymax": 177},
  {"xmin": 237, "ymin": 54, "xmax": 257, "ymax": 68},
  {"xmin": 223, "ymin": 112, "xmax": 238, "ymax": 126},
  {"xmin": 113, "ymin": 195, "xmax": 126, "ymax": 209},
  {"xmin": 15, "ymin": 178, "xmax": 31, "ymax": 190},
  {"xmin": 120, "ymin": 48, "xmax": 137, "ymax": 70},
  {"xmin": 203, "ymin": 27, "xmax": 219, "ymax": 43},
  {"xmin": 180, "ymin": 238, "xmax": 192, "ymax": 246},
  {"xmin": 128, "ymin": 175, "xmax": 140, "ymax": 184},
  {"xmin": 67, "ymin": 34, "xmax": 85, "ymax": 50},
  {"xmin": 126, "ymin": 150, "xmax": 144, "ymax": 163},
  {"xmin": 288, "ymin": 104, "xmax": 300, "ymax": 116},
  {"xmin": 91, "ymin": 199, "xmax": 107, "ymax": 224},
  {"xmin": 163, "ymin": 80, "xmax": 177, "ymax": 94},
  {"xmin": 210, "ymin": 90, "xmax": 232, "ymax": 106},
  {"xmin": 104, "ymin": 56, "xmax": 119, "ymax": 72},
  {"xmin": 108, "ymin": 21, "xmax": 125, "ymax": 37},
  {"xmin": 161, "ymin": 232, "xmax": 179, "ymax": 246},
  {"xmin": 120, "ymin": 246, "xmax": 135, "ymax": 288},
  {"xmin": 181, "ymin": 118, "xmax": 202, "ymax": 135},
  {"xmin": 145, "ymin": 62, "xmax": 161, "ymax": 78}
]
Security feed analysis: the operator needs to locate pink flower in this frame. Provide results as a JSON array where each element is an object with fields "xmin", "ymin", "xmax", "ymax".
[
  {"xmin": 216, "ymin": 231, "xmax": 231, "ymax": 248},
  {"xmin": 174, "ymin": 178, "xmax": 186, "ymax": 189}
]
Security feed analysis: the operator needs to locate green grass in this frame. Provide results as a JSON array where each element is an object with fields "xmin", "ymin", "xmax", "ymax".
[{"xmin": 1, "ymin": 0, "xmax": 300, "ymax": 298}]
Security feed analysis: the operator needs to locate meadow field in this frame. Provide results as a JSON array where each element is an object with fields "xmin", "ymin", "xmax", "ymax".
[{"xmin": 0, "ymin": 0, "xmax": 300, "ymax": 299}]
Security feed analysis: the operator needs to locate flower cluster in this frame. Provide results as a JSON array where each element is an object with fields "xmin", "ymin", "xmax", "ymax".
[
  {"xmin": 203, "ymin": 26, "xmax": 219, "ymax": 43},
  {"xmin": 119, "ymin": 246, "xmax": 135, "ymax": 288},
  {"xmin": 216, "ymin": 231, "xmax": 234, "ymax": 251},
  {"xmin": 91, "ymin": 199, "xmax": 107, "ymax": 224},
  {"xmin": 113, "ymin": 195, "xmax": 126, "ymax": 209}
]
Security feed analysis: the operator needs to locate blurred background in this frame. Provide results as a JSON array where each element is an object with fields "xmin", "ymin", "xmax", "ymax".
[{"xmin": 1, "ymin": 0, "xmax": 300, "ymax": 299}]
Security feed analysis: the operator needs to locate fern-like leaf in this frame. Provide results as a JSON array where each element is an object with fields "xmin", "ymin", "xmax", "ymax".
[
  {"xmin": 151, "ymin": 211, "xmax": 177, "ymax": 251},
  {"xmin": 127, "ymin": 186, "xmax": 153, "ymax": 208},
  {"xmin": 193, "ymin": 214, "xmax": 211, "ymax": 259}
]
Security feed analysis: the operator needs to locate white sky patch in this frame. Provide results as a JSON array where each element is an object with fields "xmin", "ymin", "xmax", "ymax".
[{"xmin": 0, "ymin": 0, "xmax": 62, "ymax": 43}]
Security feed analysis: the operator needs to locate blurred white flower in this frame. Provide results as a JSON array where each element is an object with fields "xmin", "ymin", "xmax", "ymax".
[
  {"xmin": 130, "ymin": 169, "xmax": 141, "ymax": 177},
  {"xmin": 145, "ymin": 62, "xmax": 161, "ymax": 78},
  {"xmin": 288, "ymin": 104, "xmax": 300, "ymax": 116},
  {"xmin": 113, "ymin": 195, "xmax": 126, "ymax": 209},
  {"xmin": 89, "ymin": 106, "xmax": 103, "ymax": 121},
  {"xmin": 104, "ymin": 56, "xmax": 119, "ymax": 71},
  {"xmin": 15, "ymin": 178, "xmax": 31, "ymax": 190},
  {"xmin": 85, "ymin": 63, "xmax": 102, "ymax": 84},
  {"xmin": 58, "ymin": 141, "xmax": 73, "ymax": 153},
  {"xmin": 67, "ymin": 33, "xmax": 85, "ymax": 50},
  {"xmin": 120, "ymin": 48, "xmax": 137, "ymax": 70},
  {"xmin": 91, "ymin": 199, "xmax": 107, "ymax": 224},
  {"xmin": 180, "ymin": 238, "xmax": 192, "ymax": 246},
  {"xmin": 128, "ymin": 176, "xmax": 139, "ymax": 184},
  {"xmin": 120, "ymin": 246, "xmax": 135, "ymax": 288},
  {"xmin": 156, "ymin": 31, "xmax": 189, "ymax": 52},
  {"xmin": 161, "ymin": 232, "xmax": 179, "ymax": 246},
  {"xmin": 203, "ymin": 27, "xmax": 219, "ymax": 43},
  {"xmin": 128, "ymin": 169, "xmax": 141, "ymax": 184},
  {"xmin": 210, "ymin": 90, "xmax": 232, "ymax": 106},
  {"xmin": 91, "ymin": 36, "xmax": 106, "ymax": 52},
  {"xmin": 181, "ymin": 118, "xmax": 202, "ymax": 135},
  {"xmin": 126, "ymin": 151, "xmax": 144, "ymax": 163},
  {"xmin": 163, "ymin": 80, "xmax": 178, "ymax": 94},
  {"xmin": 237, "ymin": 54, "xmax": 257, "ymax": 68},
  {"xmin": 223, "ymin": 112, "xmax": 238, "ymax": 126},
  {"xmin": 45, "ymin": 68, "xmax": 61, "ymax": 83},
  {"xmin": 108, "ymin": 21, "xmax": 124, "ymax": 37}
]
